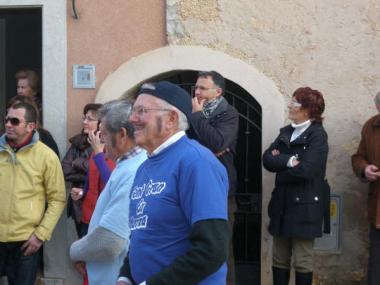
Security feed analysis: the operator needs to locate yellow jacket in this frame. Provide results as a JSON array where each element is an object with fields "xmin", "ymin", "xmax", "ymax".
[{"xmin": 0, "ymin": 132, "xmax": 66, "ymax": 242}]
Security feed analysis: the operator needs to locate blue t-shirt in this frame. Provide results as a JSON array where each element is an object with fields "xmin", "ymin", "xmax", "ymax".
[
  {"xmin": 129, "ymin": 136, "xmax": 228, "ymax": 285},
  {"xmin": 87, "ymin": 150, "xmax": 147, "ymax": 285}
]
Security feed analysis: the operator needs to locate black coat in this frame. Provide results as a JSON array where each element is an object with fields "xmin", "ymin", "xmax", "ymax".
[
  {"xmin": 263, "ymin": 122, "xmax": 330, "ymax": 238},
  {"xmin": 188, "ymin": 98, "xmax": 239, "ymax": 196}
]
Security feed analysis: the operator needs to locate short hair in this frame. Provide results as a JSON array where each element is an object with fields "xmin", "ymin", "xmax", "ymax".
[
  {"xmin": 15, "ymin": 69, "xmax": 40, "ymax": 94},
  {"xmin": 293, "ymin": 87, "xmax": 325, "ymax": 123},
  {"xmin": 83, "ymin": 103, "xmax": 103, "ymax": 116},
  {"xmin": 198, "ymin": 70, "xmax": 225, "ymax": 95},
  {"xmin": 374, "ymin": 91, "xmax": 380, "ymax": 105},
  {"xmin": 97, "ymin": 100, "xmax": 135, "ymax": 139},
  {"xmin": 7, "ymin": 95, "xmax": 41, "ymax": 125},
  {"xmin": 10, "ymin": 102, "xmax": 38, "ymax": 123},
  {"xmin": 157, "ymin": 99, "xmax": 189, "ymax": 131}
]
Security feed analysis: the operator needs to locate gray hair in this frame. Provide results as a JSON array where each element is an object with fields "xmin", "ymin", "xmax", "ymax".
[
  {"xmin": 157, "ymin": 99, "xmax": 189, "ymax": 131},
  {"xmin": 375, "ymin": 91, "xmax": 380, "ymax": 105},
  {"xmin": 98, "ymin": 99, "xmax": 135, "ymax": 139}
]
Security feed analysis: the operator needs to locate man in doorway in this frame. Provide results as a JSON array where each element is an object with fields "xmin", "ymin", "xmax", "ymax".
[
  {"xmin": 189, "ymin": 70, "xmax": 239, "ymax": 285},
  {"xmin": 70, "ymin": 100, "xmax": 147, "ymax": 285},
  {"xmin": 352, "ymin": 91, "xmax": 380, "ymax": 285},
  {"xmin": 0, "ymin": 102, "xmax": 66, "ymax": 285},
  {"xmin": 118, "ymin": 81, "xmax": 229, "ymax": 285}
]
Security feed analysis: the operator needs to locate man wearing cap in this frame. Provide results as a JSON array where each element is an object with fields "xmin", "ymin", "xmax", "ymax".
[
  {"xmin": 118, "ymin": 81, "xmax": 229, "ymax": 285},
  {"xmin": 189, "ymin": 70, "xmax": 239, "ymax": 285}
]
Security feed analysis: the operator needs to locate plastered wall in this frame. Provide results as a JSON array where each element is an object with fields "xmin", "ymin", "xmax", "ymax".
[
  {"xmin": 66, "ymin": 0, "xmax": 166, "ymax": 139},
  {"xmin": 167, "ymin": 0, "xmax": 380, "ymax": 284}
]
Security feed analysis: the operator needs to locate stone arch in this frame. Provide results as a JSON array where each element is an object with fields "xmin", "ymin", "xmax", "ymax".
[{"xmin": 95, "ymin": 45, "xmax": 284, "ymax": 284}]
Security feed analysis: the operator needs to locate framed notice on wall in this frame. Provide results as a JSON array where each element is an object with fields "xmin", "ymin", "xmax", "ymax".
[{"xmin": 73, "ymin": 64, "xmax": 95, "ymax": 89}]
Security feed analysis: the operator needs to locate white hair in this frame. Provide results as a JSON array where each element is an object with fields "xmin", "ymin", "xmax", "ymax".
[
  {"xmin": 156, "ymin": 98, "xmax": 190, "ymax": 131},
  {"xmin": 375, "ymin": 91, "xmax": 380, "ymax": 106}
]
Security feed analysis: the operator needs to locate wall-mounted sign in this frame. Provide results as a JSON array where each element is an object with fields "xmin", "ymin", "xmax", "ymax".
[{"xmin": 73, "ymin": 64, "xmax": 95, "ymax": 89}]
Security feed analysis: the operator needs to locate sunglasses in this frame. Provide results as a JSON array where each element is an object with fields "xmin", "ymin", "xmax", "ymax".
[{"xmin": 4, "ymin": 116, "xmax": 27, "ymax": 126}]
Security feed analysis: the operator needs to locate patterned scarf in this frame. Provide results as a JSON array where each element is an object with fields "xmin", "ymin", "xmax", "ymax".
[{"xmin": 203, "ymin": 96, "xmax": 224, "ymax": 119}]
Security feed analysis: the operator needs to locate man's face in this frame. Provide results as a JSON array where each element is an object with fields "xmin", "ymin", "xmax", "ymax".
[
  {"xmin": 99, "ymin": 120, "xmax": 118, "ymax": 161},
  {"xmin": 129, "ymin": 94, "xmax": 172, "ymax": 154},
  {"xmin": 17, "ymin": 79, "xmax": 35, "ymax": 97},
  {"xmin": 194, "ymin": 76, "xmax": 222, "ymax": 102},
  {"xmin": 5, "ymin": 108, "xmax": 36, "ymax": 144}
]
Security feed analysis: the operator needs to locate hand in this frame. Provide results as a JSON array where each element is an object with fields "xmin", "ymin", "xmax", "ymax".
[
  {"xmin": 21, "ymin": 233, "xmax": 43, "ymax": 256},
  {"xmin": 88, "ymin": 130, "xmax": 104, "ymax": 154},
  {"xmin": 364, "ymin": 165, "xmax": 380, "ymax": 182},
  {"xmin": 292, "ymin": 159, "xmax": 300, "ymax": 166},
  {"xmin": 271, "ymin": 149, "xmax": 280, "ymax": 156},
  {"xmin": 192, "ymin": 97, "xmax": 205, "ymax": 113},
  {"xmin": 73, "ymin": 261, "xmax": 86, "ymax": 276},
  {"xmin": 71, "ymin": 187, "xmax": 84, "ymax": 201}
]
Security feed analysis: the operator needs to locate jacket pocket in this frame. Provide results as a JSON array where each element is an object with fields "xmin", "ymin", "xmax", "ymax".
[{"xmin": 289, "ymin": 191, "xmax": 323, "ymax": 224}]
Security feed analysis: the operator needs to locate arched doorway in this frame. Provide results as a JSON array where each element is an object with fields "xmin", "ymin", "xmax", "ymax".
[{"xmin": 95, "ymin": 45, "xmax": 284, "ymax": 284}]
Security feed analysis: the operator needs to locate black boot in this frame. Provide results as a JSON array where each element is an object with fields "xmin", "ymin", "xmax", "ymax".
[
  {"xmin": 272, "ymin": 266, "xmax": 290, "ymax": 285},
  {"xmin": 295, "ymin": 271, "xmax": 312, "ymax": 285}
]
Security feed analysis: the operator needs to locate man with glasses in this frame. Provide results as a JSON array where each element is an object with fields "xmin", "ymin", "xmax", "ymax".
[
  {"xmin": 352, "ymin": 91, "xmax": 380, "ymax": 285},
  {"xmin": 118, "ymin": 81, "xmax": 229, "ymax": 285},
  {"xmin": 190, "ymin": 71, "xmax": 239, "ymax": 285},
  {"xmin": 0, "ymin": 102, "xmax": 66, "ymax": 285}
]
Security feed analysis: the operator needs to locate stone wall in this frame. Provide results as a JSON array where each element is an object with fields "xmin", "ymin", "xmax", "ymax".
[{"xmin": 167, "ymin": 0, "xmax": 380, "ymax": 284}]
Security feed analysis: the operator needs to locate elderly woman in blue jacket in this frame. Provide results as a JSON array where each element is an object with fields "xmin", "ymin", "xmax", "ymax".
[{"xmin": 263, "ymin": 87, "xmax": 330, "ymax": 285}]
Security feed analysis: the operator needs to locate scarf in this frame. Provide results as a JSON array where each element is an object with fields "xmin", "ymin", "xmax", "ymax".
[{"xmin": 203, "ymin": 96, "xmax": 224, "ymax": 119}]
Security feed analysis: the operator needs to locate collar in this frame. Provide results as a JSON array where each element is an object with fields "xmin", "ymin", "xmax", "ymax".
[
  {"xmin": 150, "ymin": 131, "xmax": 186, "ymax": 157},
  {"xmin": 291, "ymin": 119, "xmax": 311, "ymax": 129},
  {"xmin": 373, "ymin": 114, "xmax": 380, "ymax": 127},
  {"xmin": 117, "ymin": 146, "xmax": 144, "ymax": 163},
  {"xmin": 0, "ymin": 131, "xmax": 39, "ymax": 152},
  {"xmin": 6, "ymin": 131, "xmax": 35, "ymax": 152}
]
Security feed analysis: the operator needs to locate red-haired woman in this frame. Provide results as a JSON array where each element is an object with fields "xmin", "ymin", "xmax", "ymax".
[{"xmin": 263, "ymin": 87, "xmax": 330, "ymax": 285}]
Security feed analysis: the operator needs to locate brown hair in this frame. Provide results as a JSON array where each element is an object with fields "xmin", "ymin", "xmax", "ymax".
[
  {"xmin": 15, "ymin": 69, "xmax": 40, "ymax": 94},
  {"xmin": 7, "ymin": 95, "xmax": 41, "ymax": 127},
  {"xmin": 293, "ymin": 87, "xmax": 325, "ymax": 123}
]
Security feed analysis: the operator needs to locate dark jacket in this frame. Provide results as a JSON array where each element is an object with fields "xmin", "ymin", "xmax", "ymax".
[
  {"xmin": 352, "ymin": 114, "xmax": 380, "ymax": 228},
  {"xmin": 62, "ymin": 133, "xmax": 92, "ymax": 187},
  {"xmin": 38, "ymin": 128, "xmax": 60, "ymax": 157},
  {"xmin": 188, "ymin": 98, "xmax": 239, "ymax": 196},
  {"xmin": 61, "ymin": 133, "xmax": 92, "ymax": 221},
  {"xmin": 263, "ymin": 122, "xmax": 330, "ymax": 238}
]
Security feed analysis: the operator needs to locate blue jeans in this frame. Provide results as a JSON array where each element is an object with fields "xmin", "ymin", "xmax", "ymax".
[
  {"xmin": 368, "ymin": 225, "xmax": 380, "ymax": 285},
  {"xmin": 0, "ymin": 241, "xmax": 40, "ymax": 285}
]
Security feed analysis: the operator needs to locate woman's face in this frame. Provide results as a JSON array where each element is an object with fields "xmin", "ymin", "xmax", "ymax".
[
  {"xmin": 288, "ymin": 98, "xmax": 310, "ymax": 124},
  {"xmin": 17, "ymin": 79, "xmax": 36, "ymax": 97},
  {"xmin": 82, "ymin": 110, "xmax": 98, "ymax": 134}
]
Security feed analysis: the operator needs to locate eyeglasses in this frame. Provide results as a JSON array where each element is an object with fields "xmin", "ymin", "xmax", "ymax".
[
  {"xmin": 289, "ymin": 100, "xmax": 302, "ymax": 108},
  {"xmin": 82, "ymin": 116, "xmax": 98, "ymax": 122},
  {"xmin": 131, "ymin": 106, "xmax": 172, "ymax": 118},
  {"xmin": 4, "ymin": 116, "xmax": 27, "ymax": 126},
  {"xmin": 194, "ymin": 86, "xmax": 217, "ymax": 91}
]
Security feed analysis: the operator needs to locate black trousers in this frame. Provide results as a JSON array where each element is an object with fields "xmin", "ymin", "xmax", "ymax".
[
  {"xmin": 0, "ymin": 241, "xmax": 40, "ymax": 285},
  {"xmin": 368, "ymin": 225, "xmax": 380, "ymax": 285}
]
